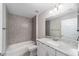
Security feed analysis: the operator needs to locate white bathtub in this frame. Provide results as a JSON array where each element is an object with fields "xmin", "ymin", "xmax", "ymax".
[{"xmin": 5, "ymin": 41, "xmax": 37, "ymax": 56}]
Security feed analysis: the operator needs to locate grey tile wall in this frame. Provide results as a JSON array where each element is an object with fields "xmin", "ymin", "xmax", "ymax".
[{"xmin": 8, "ymin": 14, "xmax": 32, "ymax": 45}]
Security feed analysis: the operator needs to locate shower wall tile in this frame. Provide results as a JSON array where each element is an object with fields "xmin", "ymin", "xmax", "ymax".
[{"xmin": 8, "ymin": 14, "xmax": 32, "ymax": 45}]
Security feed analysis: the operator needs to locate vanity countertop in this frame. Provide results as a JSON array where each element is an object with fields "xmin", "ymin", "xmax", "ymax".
[{"xmin": 37, "ymin": 38, "xmax": 78, "ymax": 56}]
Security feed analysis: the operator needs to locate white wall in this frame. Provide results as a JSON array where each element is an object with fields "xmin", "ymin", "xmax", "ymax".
[
  {"xmin": 38, "ymin": 10, "xmax": 51, "ymax": 38},
  {"xmin": 0, "ymin": 3, "xmax": 3, "ymax": 53},
  {"xmin": 38, "ymin": 13, "xmax": 46, "ymax": 38}
]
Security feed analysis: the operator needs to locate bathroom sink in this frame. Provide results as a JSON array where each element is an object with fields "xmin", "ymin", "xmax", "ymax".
[
  {"xmin": 47, "ymin": 41, "xmax": 59, "ymax": 46},
  {"xmin": 47, "ymin": 40, "xmax": 71, "ymax": 49},
  {"xmin": 37, "ymin": 38, "xmax": 78, "ymax": 56}
]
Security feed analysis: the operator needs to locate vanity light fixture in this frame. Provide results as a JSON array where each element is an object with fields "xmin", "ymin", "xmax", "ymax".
[
  {"xmin": 56, "ymin": 3, "xmax": 61, "ymax": 11},
  {"xmin": 49, "ymin": 10, "xmax": 53, "ymax": 14},
  {"xmin": 49, "ymin": 3, "xmax": 61, "ymax": 14}
]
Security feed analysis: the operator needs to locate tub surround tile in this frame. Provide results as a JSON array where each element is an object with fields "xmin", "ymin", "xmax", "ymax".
[{"xmin": 8, "ymin": 14, "xmax": 32, "ymax": 45}]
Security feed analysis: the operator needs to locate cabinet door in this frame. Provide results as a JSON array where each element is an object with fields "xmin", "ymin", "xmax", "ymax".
[
  {"xmin": 37, "ymin": 41, "xmax": 48, "ymax": 56},
  {"xmin": 46, "ymin": 46, "xmax": 55, "ymax": 56},
  {"xmin": 37, "ymin": 41, "xmax": 55, "ymax": 56},
  {"xmin": 56, "ymin": 50, "xmax": 67, "ymax": 56}
]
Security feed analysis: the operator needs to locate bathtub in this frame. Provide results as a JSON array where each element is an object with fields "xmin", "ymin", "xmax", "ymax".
[{"xmin": 5, "ymin": 41, "xmax": 37, "ymax": 56}]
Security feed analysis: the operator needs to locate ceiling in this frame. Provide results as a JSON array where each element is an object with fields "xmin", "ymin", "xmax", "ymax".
[{"xmin": 6, "ymin": 3, "xmax": 56, "ymax": 18}]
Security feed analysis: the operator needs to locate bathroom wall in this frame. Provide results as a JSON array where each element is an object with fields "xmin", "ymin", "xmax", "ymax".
[
  {"xmin": 8, "ymin": 14, "xmax": 32, "ymax": 45},
  {"xmin": 38, "ymin": 11, "xmax": 49, "ymax": 38}
]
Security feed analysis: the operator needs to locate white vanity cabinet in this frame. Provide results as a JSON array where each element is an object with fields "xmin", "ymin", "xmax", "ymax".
[
  {"xmin": 37, "ymin": 41, "xmax": 67, "ymax": 56},
  {"xmin": 37, "ymin": 41, "xmax": 55, "ymax": 56}
]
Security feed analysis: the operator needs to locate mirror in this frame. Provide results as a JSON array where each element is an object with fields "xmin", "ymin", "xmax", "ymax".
[
  {"xmin": 46, "ymin": 18, "xmax": 61, "ymax": 41},
  {"xmin": 45, "ymin": 3, "xmax": 78, "ymax": 48}
]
